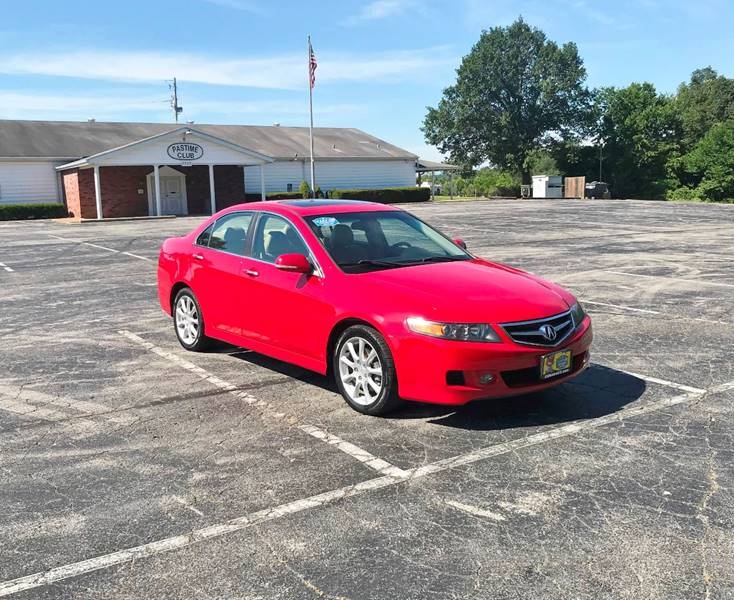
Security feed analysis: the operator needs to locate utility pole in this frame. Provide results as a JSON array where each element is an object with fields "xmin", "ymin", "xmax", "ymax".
[
  {"xmin": 598, "ymin": 140, "xmax": 604, "ymax": 181},
  {"xmin": 169, "ymin": 77, "xmax": 183, "ymax": 123}
]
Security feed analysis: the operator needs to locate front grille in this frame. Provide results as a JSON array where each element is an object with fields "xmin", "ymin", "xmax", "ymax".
[
  {"xmin": 501, "ymin": 310, "xmax": 575, "ymax": 347},
  {"xmin": 501, "ymin": 352, "xmax": 586, "ymax": 388}
]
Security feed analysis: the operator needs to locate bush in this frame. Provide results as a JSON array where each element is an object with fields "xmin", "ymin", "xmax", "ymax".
[
  {"xmin": 331, "ymin": 187, "xmax": 430, "ymax": 203},
  {"xmin": 0, "ymin": 203, "xmax": 68, "ymax": 221},
  {"xmin": 299, "ymin": 180, "xmax": 311, "ymax": 199},
  {"xmin": 244, "ymin": 192, "xmax": 303, "ymax": 201}
]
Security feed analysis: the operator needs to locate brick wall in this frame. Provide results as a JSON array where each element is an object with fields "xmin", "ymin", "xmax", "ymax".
[
  {"xmin": 99, "ymin": 166, "xmax": 151, "ymax": 218},
  {"xmin": 214, "ymin": 166, "xmax": 246, "ymax": 210},
  {"xmin": 62, "ymin": 168, "xmax": 97, "ymax": 219},
  {"xmin": 61, "ymin": 164, "xmax": 248, "ymax": 219},
  {"xmin": 178, "ymin": 166, "xmax": 210, "ymax": 215},
  {"xmin": 179, "ymin": 165, "xmax": 246, "ymax": 213}
]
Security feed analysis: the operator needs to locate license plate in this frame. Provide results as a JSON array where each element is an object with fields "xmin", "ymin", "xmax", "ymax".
[{"xmin": 540, "ymin": 349, "xmax": 572, "ymax": 380}]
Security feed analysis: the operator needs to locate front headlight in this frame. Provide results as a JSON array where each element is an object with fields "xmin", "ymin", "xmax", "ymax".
[
  {"xmin": 570, "ymin": 302, "xmax": 586, "ymax": 327},
  {"xmin": 406, "ymin": 317, "xmax": 501, "ymax": 343}
]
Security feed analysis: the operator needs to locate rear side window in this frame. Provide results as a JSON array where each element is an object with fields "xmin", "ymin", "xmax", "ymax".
[{"xmin": 205, "ymin": 212, "xmax": 254, "ymax": 256}]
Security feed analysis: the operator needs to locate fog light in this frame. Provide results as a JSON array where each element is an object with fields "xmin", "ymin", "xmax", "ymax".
[{"xmin": 479, "ymin": 373, "xmax": 495, "ymax": 385}]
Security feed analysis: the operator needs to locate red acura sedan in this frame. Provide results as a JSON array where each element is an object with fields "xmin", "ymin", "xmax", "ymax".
[{"xmin": 158, "ymin": 200, "xmax": 592, "ymax": 415}]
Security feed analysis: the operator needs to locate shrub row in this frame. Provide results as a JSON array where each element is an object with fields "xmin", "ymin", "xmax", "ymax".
[
  {"xmin": 330, "ymin": 187, "xmax": 430, "ymax": 203},
  {"xmin": 0, "ymin": 203, "xmax": 68, "ymax": 221},
  {"xmin": 244, "ymin": 192, "xmax": 304, "ymax": 201}
]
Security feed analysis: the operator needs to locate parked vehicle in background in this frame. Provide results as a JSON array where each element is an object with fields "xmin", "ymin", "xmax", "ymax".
[
  {"xmin": 419, "ymin": 181, "xmax": 442, "ymax": 195},
  {"xmin": 585, "ymin": 181, "xmax": 611, "ymax": 199},
  {"xmin": 158, "ymin": 200, "xmax": 593, "ymax": 415}
]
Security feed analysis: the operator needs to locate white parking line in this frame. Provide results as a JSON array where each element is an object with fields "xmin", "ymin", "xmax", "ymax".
[
  {"xmin": 0, "ymin": 385, "xmax": 134, "ymax": 427},
  {"xmin": 445, "ymin": 500, "xmax": 505, "ymax": 521},
  {"xmin": 122, "ymin": 251, "xmax": 154, "ymax": 261},
  {"xmin": 582, "ymin": 300, "xmax": 660, "ymax": 315},
  {"xmin": 83, "ymin": 242, "xmax": 120, "ymax": 253},
  {"xmin": 592, "ymin": 367, "xmax": 705, "ymax": 395},
  {"xmin": 582, "ymin": 299, "xmax": 731, "ymax": 326},
  {"xmin": 605, "ymin": 270, "xmax": 734, "ymax": 289},
  {"xmin": 3, "ymin": 379, "xmax": 729, "ymax": 597},
  {"xmin": 0, "ymin": 263, "xmax": 14, "ymax": 273},
  {"xmin": 117, "ymin": 331, "xmax": 405, "ymax": 475},
  {"xmin": 47, "ymin": 235, "xmax": 152, "ymax": 262},
  {"xmin": 299, "ymin": 425, "xmax": 408, "ymax": 477}
]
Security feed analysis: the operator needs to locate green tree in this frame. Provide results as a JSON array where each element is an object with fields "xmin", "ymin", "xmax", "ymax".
[
  {"xmin": 675, "ymin": 67, "xmax": 734, "ymax": 149},
  {"xmin": 673, "ymin": 120, "xmax": 734, "ymax": 201},
  {"xmin": 596, "ymin": 83, "xmax": 681, "ymax": 198},
  {"xmin": 423, "ymin": 19, "xmax": 591, "ymax": 184},
  {"xmin": 524, "ymin": 149, "xmax": 562, "ymax": 176}
]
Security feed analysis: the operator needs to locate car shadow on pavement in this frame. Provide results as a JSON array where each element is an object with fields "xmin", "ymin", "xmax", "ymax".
[
  {"xmin": 216, "ymin": 345, "xmax": 646, "ymax": 432},
  {"xmin": 215, "ymin": 342, "xmax": 339, "ymax": 392},
  {"xmin": 403, "ymin": 364, "xmax": 647, "ymax": 431}
]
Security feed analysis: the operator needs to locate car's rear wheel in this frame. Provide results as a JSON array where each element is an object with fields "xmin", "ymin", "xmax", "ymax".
[
  {"xmin": 333, "ymin": 325, "xmax": 401, "ymax": 415},
  {"xmin": 173, "ymin": 288, "xmax": 211, "ymax": 352}
]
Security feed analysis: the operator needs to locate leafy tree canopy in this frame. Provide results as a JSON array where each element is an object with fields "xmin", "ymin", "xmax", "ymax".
[
  {"xmin": 423, "ymin": 18, "xmax": 591, "ymax": 183},
  {"xmin": 595, "ymin": 83, "xmax": 681, "ymax": 198},
  {"xmin": 676, "ymin": 67, "xmax": 734, "ymax": 149}
]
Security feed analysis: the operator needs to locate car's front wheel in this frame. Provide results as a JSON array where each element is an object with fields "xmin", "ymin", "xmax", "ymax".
[
  {"xmin": 173, "ymin": 288, "xmax": 211, "ymax": 352},
  {"xmin": 333, "ymin": 325, "xmax": 401, "ymax": 415}
]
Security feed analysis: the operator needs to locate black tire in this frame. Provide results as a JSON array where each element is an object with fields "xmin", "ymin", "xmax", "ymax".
[
  {"xmin": 172, "ymin": 288, "xmax": 211, "ymax": 352},
  {"xmin": 333, "ymin": 325, "xmax": 402, "ymax": 416}
]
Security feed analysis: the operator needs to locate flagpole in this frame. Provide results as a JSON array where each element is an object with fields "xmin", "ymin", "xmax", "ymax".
[{"xmin": 308, "ymin": 35, "xmax": 316, "ymax": 198}]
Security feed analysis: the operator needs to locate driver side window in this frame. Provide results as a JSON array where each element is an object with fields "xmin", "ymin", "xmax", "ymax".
[{"xmin": 252, "ymin": 214, "xmax": 309, "ymax": 263}]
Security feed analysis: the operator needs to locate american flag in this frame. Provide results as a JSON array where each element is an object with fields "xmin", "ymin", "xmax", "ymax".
[{"xmin": 309, "ymin": 41, "xmax": 317, "ymax": 89}]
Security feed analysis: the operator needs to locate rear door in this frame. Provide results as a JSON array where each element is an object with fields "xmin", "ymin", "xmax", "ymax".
[{"xmin": 189, "ymin": 211, "xmax": 254, "ymax": 337}]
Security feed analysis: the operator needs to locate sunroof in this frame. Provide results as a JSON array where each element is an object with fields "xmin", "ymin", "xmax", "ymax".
[{"xmin": 278, "ymin": 199, "xmax": 370, "ymax": 207}]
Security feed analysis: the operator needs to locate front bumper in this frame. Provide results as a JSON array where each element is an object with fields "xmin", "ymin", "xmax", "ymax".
[{"xmin": 391, "ymin": 318, "xmax": 593, "ymax": 405}]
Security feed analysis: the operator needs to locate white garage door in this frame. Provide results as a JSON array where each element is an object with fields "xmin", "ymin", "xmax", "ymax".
[{"xmin": 0, "ymin": 162, "xmax": 61, "ymax": 204}]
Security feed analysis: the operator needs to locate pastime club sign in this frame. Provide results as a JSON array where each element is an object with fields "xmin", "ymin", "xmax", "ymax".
[{"xmin": 167, "ymin": 143, "xmax": 204, "ymax": 161}]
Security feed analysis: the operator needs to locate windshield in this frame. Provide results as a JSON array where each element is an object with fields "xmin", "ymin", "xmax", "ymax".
[{"xmin": 304, "ymin": 210, "xmax": 471, "ymax": 272}]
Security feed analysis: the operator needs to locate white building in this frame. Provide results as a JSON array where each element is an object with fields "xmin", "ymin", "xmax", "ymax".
[{"xmin": 0, "ymin": 120, "xmax": 418, "ymax": 219}]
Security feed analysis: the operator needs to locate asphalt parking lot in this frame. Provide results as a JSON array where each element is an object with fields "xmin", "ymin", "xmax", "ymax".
[{"xmin": 1, "ymin": 198, "xmax": 733, "ymax": 599}]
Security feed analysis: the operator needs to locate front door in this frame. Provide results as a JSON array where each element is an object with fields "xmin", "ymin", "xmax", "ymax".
[
  {"xmin": 162, "ymin": 177, "xmax": 186, "ymax": 215},
  {"xmin": 241, "ymin": 213, "xmax": 331, "ymax": 364}
]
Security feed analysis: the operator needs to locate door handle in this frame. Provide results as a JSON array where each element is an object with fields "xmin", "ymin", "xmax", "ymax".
[
  {"xmin": 244, "ymin": 268, "xmax": 259, "ymax": 277},
  {"xmin": 192, "ymin": 253, "xmax": 204, "ymax": 260}
]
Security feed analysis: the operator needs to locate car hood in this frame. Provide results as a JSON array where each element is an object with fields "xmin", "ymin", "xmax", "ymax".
[{"xmin": 359, "ymin": 259, "xmax": 573, "ymax": 323}]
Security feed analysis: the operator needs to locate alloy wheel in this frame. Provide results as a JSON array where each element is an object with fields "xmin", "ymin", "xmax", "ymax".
[
  {"xmin": 175, "ymin": 294, "xmax": 200, "ymax": 346},
  {"xmin": 338, "ymin": 336, "xmax": 384, "ymax": 406}
]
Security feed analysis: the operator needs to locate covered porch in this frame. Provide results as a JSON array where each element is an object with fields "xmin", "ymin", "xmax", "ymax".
[{"xmin": 57, "ymin": 127, "xmax": 274, "ymax": 220}]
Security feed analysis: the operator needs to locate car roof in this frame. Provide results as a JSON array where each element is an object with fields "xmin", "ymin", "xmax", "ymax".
[{"xmin": 219, "ymin": 199, "xmax": 402, "ymax": 218}]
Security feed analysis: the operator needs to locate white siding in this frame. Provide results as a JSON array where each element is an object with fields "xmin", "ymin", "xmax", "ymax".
[
  {"xmin": 0, "ymin": 162, "xmax": 61, "ymax": 204},
  {"xmin": 244, "ymin": 160, "xmax": 415, "ymax": 194}
]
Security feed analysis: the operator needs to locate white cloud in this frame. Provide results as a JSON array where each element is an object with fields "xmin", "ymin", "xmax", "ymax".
[
  {"xmin": 0, "ymin": 91, "xmax": 365, "ymax": 122},
  {"xmin": 0, "ymin": 47, "xmax": 454, "ymax": 89},
  {"xmin": 343, "ymin": 0, "xmax": 416, "ymax": 25}
]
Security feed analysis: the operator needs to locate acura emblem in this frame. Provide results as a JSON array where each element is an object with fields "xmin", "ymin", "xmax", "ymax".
[{"xmin": 539, "ymin": 324, "xmax": 557, "ymax": 341}]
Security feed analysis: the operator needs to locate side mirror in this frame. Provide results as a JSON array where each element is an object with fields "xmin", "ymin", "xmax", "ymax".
[
  {"xmin": 275, "ymin": 253, "xmax": 312, "ymax": 273},
  {"xmin": 453, "ymin": 238, "xmax": 467, "ymax": 250}
]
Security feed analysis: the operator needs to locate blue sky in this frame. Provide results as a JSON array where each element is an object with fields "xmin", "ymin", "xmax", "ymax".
[{"xmin": 1, "ymin": 0, "xmax": 732, "ymax": 160}]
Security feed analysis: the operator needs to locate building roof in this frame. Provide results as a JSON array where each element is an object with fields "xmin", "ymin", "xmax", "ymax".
[
  {"xmin": 0, "ymin": 119, "xmax": 417, "ymax": 161},
  {"xmin": 415, "ymin": 159, "xmax": 461, "ymax": 172}
]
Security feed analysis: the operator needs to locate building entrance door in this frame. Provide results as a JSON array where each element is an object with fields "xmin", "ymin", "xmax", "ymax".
[
  {"xmin": 147, "ymin": 167, "xmax": 188, "ymax": 216},
  {"xmin": 161, "ymin": 177, "xmax": 187, "ymax": 215}
]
